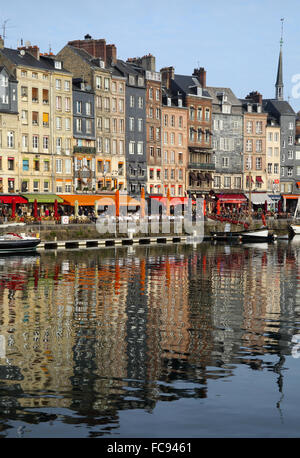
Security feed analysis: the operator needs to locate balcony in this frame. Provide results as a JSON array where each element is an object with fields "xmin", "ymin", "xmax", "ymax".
[
  {"xmin": 188, "ymin": 162, "xmax": 215, "ymax": 171},
  {"xmin": 73, "ymin": 146, "xmax": 96, "ymax": 154}
]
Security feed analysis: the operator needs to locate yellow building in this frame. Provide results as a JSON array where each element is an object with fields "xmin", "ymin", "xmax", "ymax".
[
  {"xmin": 266, "ymin": 118, "xmax": 281, "ymax": 195},
  {"xmin": 0, "ymin": 42, "xmax": 73, "ymax": 197}
]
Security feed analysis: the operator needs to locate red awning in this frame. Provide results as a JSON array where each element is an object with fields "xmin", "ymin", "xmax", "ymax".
[
  {"xmin": 216, "ymin": 194, "xmax": 247, "ymax": 204},
  {"xmin": 0, "ymin": 195, "xmax": 28, "ymax": 204},
  {"xmin": 246, "ymin": 176, "xmax": 254, "ymax": 183},
  {"xmin": 256, "ymin": 176, "xmax": 263, "ymax": 183},
  {"xmin": 150, "ymin": 196, "xmax": 190, "ymax": 206}
]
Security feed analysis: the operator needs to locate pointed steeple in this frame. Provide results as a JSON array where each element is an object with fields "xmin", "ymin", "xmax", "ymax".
[{"xmin": 275, "ymin": 18, "xmax": 284, "ymax": 100}]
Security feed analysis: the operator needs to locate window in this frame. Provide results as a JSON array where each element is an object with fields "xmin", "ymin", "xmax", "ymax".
[
  {"xmin": 288, "ymin": 150, "xmax": 293, "ymax": 160},
  {"xmin": 156, "ymin": 108, "xmax": 160, "ymax": 119},
  {"xmin": 86, "ymin": 102, "xmax": 92, "ymax": 115},
  {"xmin": 8, "ymin": 158, "xmax": 14, "ymax": 170},
  {"xmin": 129, "ymin": 141, "xmax": 135, "ymax": 155},
  {"xmin": 170, "ymin": 151, "xmax": 175, "ymax": 163},
  {"xmin": 268, "ymin": 163, "xmax": 272, "ymax": 173},
  {"xmin": 32, "ymin": 87, "xmax": 38, "ymax": 102},
  {"xmin": 205, "ymin": 130, "xmax": 210, "ymax": 143},
  {"xmin": 197, "ymin": 129, "xmax": 202, "ymax": 143},
  {"xmin": 44, "ymin": 160, "xmax": 50, "ymax": 172},
  {"xmin": 205, "ymin": 108, "xmax": 210, "ymax": 120},
  {"xmin": 274, "ymin": 163, "xmax": 279, "ymax": 173},
  {"xmin": 32, "ymin": 111, "xmax": 39, "ymax": 126},
  {"xmin": 246, "ymin": 121, "xmax": 252, "ymax": 133},
  {"xmin": 190, "ymin": 107, "xmax": 195, "ymax": 120},
  {"xmin": 156, "ymin": 89, "xmax": 160, "ymax": 101},
  {"xmin": 189, "ymin": 128, "xmax": 194, "ymax": 142},
  {"xmin": 86, "ymin": 119, "xmax": 92, "ymax": 133},
  {"xmin": 76, "ymin": 118, "xmax": 82, "ymax": 132},
  {"xmin": 256, "ymin": 121, "xmax": 262, "ymax": 134},
  {"xmin": 22, "ymin": 159, "xmax": 29, "ymax": 171},
  {"xmin": 274, "ymin": 132, "xmax": 279, "ymax": 142},
  {"xmin": 234, "ymin": 177, "xmax": 241, "ymax": 188},
  {"xmin": 287, "ymin": 167, "xmax": 293, "ymax": 177},
  {"xmin": 21, "ymin": 110, "xmax": 28, "ymax": 124},
  {"xmin": 56, "ymin": 159, "xmax": 62, "ymax": 173},
  {"xmin": 56, "ymin": 79, "xmax": 61, "ymax": 90},
  {"xmin": 256, "ymin": 157, "xmax": 262, "ymax": 170},
  {"xmin": 119, "ymin": 99, "xmax": 124, "ymax": 112},
  {"xmin": 32, "ymin": 135, "xmax": 38, "ymax": 149},
  {"xmin": 268, "ymin": 132, "xmax": 273, "ymax": 141},
  {"xmin": 43, "ymin": 136, "xmax": 49, "ymax": 150},
  {"xmin": 137, "ymin": 142, "xmax": 143, "ymax": 155},
  {"xmin": 138, "ymin": 97, "xmax": 143, "ymax": 108},
  {"xmin": 129, "ymin": 117, "xmax": 134, "ymax": 131},
  {"xmin": 222, "ymin": 157, "xmax": 229, "ymax": 168},
  {"xmin": 224, "ymin": 176, "xmax": 231, "ymax": 188},
  {"xmin": 164, "ymin": 169, "xmax": 168, "ymax": 179},
  {"xmin": 178, "ymin": 133, "xmax": 183, "ymax": 146},
  {"xmin": 149, "ymin": 88, "xmax": 153, "ymax": 99},
  {"xmin": 179, "ymin": 116, "xmax": 183, "ymax": 128},
  {"xmin": 289, "ymin": 122, "xmax": 294, "ymax": 130},
  {"xmin": 64, "ymin": 80, "xmax": 70, "ymax": 91},
  {"xmin": 138, "ymin": 118, "xmax": 143, "ymax": 132},
  {"xmin": 22, "ymin": 135, "xmax": 28, "ymax": 149},
  {"xmin": 104, "ymin": 78, "xmax": 109, "ymax": 91},
  {"xmin": 256, "ymin": 140, "xmax": 262, "ymax": 152},
  {"xmin": 96, "ymin": 76, "xmax": 102, "ymax": 89},
  {"xmin": 56, "ymin": 137, "xmax": 62, "ymax": 153},
  {"xmin": 268, "ymin": 147, "xmax": 272, "ymax": 157},
  {"xmin": 65, "ymin": 159, "xmax": 71, "ymax": 174},
  {"xmin": 246, "ymin": 140, "xmax": 252, "ymax": 152},
  {"xmin": 288, "ymin": 136, "xmax": 293, "ymax": 145},
  {"xmin": 130, "ymin": 95, "xmax": 135, "ymax": 107},
  {"xmin": 76, "ymin": 101, "xmax": 82, "ymax": 113},
  {"xmin": 21, "ymin": 86, "xmax": 28, "ymax": 100},
  {"xmin": 33, "ymin": 159, "xmax": 40, "ymax": 171},
  {"xmin": 33, "ymin": 180, "xmax": 39, "ymax": 192},
  {"xmin": 65, "ymin": 117, "xmax": 71, "ymax": 131},
  {"xmin": 56, "ymin": 117, "xmax": 62, "ymax": 130},
  {"xmin": 8, "ymin": 179, "xmax": 14, "ymax": 192},
  {"xmin": 170, "ymin": 132, "xmax": 175, "ymax": 145}
]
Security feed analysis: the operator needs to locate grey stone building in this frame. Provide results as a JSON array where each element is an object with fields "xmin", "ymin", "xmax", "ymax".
[
  {"xmin": 262, "ymin": 40, "xmax": 298, "ymax": 210},
  {"xmin": 207, "ymin": 87, "xmax": 243, "ymax": 192},
  {"xmin": 0, "ymin": 65, "xmax": 18, "ymax": 114},
  {"xmin": 113, "ymin": 59, "xmax": 147, "ymax": 195},
  {"xmin": 72, "ymin": 78, "xmax": 96, "ymax": 192}
]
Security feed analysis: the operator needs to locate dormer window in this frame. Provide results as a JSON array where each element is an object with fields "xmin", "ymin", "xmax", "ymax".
[
  {"xmin": 129, "ymin": 75, "xmax": 135, "ymax": 85},
  {"xmin": 54, "ymin": 61, "xmax": 62, "ymax": 70}
]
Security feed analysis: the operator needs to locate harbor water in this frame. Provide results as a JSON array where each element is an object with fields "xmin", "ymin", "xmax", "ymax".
[{"xmin": 0, "ymin": 240, "xmax": 300, "ymax": 438}]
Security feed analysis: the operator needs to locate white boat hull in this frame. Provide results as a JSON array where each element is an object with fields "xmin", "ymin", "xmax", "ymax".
[{"xmin": 289, "ymin": 224, "xmax": 300, "ymax": 235}]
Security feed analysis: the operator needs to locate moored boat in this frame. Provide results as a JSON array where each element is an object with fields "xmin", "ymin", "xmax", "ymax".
[
  {"xmin": 0, "ymin": 233, "xmax": 41, "ymax": 254},
  {"xmin": 241, "ymin": 227, "xmax": 276, "ymax": 243}
]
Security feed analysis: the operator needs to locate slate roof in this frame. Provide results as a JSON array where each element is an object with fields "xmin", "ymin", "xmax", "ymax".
[
  {"xmin": 0, "ymin": 47, "xmax": 70, "ymax": 73},
  {"xmin": 263, "ymin": 99, "xmax": 295, "ymax": 116},
  {"xmin": 173, "ymin": 74, "xmax": 211, "ymax": 98},
  {"xmin": 206, "ymin": 86, "xmax": 242, "ymax": 106}
]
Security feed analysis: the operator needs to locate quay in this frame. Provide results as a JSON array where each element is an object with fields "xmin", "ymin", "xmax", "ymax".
[{"xmin": 0, "ymin": 216, "xmax": 293, "ymax": 251}]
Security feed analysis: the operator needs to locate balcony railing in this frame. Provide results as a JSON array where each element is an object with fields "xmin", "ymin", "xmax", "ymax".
[
  {"xmin": 73, "ymin": 146, "xmax": 96, "ymax": 154},
  {"xmin": 188, "ymin": 162, "xmax": 215, "ymax": 171}
]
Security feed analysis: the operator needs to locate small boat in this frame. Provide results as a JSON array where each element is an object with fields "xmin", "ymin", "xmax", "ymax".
[
  {"xmin": 288, "ymin": 199, "xmax": 300, "ymax": 237},
  {"xmin": 210, "ymin": 231, "xmax": 242, "ymax": 242},
  {"xmin": 0, "ymin": 233, "xmax": 41, "ymax": 254},
  {"xmin": 241, "ymin": 227, "xmax": 276, "ymax": 243}
]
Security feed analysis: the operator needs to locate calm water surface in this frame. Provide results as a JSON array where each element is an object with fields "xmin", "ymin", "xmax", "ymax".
[{"xmin": 0, "ymin": 240, "xmax": 300, "ymax": 438}]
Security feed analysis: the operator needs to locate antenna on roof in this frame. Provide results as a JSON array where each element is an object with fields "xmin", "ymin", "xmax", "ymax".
[{"xmin": 49, "ymin": 43, "xmax": 52, "ymax": 53}]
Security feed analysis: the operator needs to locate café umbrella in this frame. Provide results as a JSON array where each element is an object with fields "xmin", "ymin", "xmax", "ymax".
[
  {"xmin": 33, "ymin": 199, "xmax": 38, "ymax": 219},
  {"xmin": 11, "ymin": 198, "xmax": 16, "ymax": 219},
  {"xmin": 115, "ymin": 189, "xmax": 120, "ymax": 218},
  {"xmin": 54, "ymin": 199, "xmax": 58, "ymax": 219},
  {"xmin": 140, "ymin": 187, "xmax": 145, "ymax": 218}
]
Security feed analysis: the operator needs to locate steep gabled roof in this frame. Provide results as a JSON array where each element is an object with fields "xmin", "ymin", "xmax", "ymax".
[
  {"xmin": 263, "ymin": 99, "xmax": 295, "ymax": 117},
  {"xmin": 173, "ymin": 74, "xmax": 211, "ymax": 98},
  {"xmin": 0, "ymin": 47, "xmax": 70, "ymax": 73}
]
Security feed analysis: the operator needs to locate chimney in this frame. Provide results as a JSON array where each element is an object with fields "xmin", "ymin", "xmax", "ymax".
[
  {"xmin": 193, "ymin": 67, "xmax": 206, "ymax": 88},
  {"xmin": 18, "ymin": 44, "xmax": 40, "ymax": 60},
  {"xmin": 0, "ymin": 35, "xmax": 4, "ymax": 49},
  {"xmin": 106, "ymin": 44, "xmax": 117, "ymax": 65},
  {"xmin": 160, "ymin": 66, "xmax": 175, "ymax": 90},
  {"xmin": 246, "ymin": 91, "xmax": 263, "ymax": 105},
  {"xmin": 68, "ymin": 37, "xmax": 107, "ymax": 62}
]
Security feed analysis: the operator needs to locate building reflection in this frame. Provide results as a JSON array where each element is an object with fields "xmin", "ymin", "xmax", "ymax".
[{"xmin": 0, "ymin": 242, "xmax": 299, "ymax": 431}]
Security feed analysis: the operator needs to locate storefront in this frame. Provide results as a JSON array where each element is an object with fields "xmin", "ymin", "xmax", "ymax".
[{"xmin": 215, "ymin": 193, "xmax": 247, "ymax": 214}]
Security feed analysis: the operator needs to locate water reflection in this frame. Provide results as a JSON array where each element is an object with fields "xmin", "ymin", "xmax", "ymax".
[{"xmin": 0, "ymin": 242, "xmax": 300, "ymax": 437}]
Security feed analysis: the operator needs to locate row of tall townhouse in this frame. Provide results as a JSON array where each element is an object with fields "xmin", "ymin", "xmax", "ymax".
[{"xmin": 0, "ymin": 34, "xmax": 299, "ymax": 200}]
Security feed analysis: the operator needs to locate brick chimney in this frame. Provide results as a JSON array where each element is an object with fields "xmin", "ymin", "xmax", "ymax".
[
  {"xmin": 18, "ymin": 44, "xmax": 40, "ymax": 60},
  {"xmin": 160, "ymin": 66, "xmax": 175, "ymax": 89},
  {"xmin": 192, "ymin": 67, "xmax": 206, "ymax": 88},
  {"xmin": 106, "ymin": 44, "xmax": 117, "ymax": 65},
  {"xmin": 68, "ymin": 36, "xmax": 107, "ymax": 62},
  {"xmin": 246, "ymin": 91, "xmax": 263, "ymax": 105}
]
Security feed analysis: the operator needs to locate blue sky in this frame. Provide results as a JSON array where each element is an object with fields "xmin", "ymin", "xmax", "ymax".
[{"xmin": 2, "ymin": 0, "xmax": 300, "ymax": 111}]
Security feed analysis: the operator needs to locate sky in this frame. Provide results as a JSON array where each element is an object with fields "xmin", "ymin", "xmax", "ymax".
[{"xmin": 1, "ymin": 0, "xmax": 300, "ymax": 112}]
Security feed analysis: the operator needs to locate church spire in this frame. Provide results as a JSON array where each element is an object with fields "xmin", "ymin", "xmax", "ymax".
[{"xmin": 275, "ymin": 18, "xmax": 284, "ymax": 100}]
